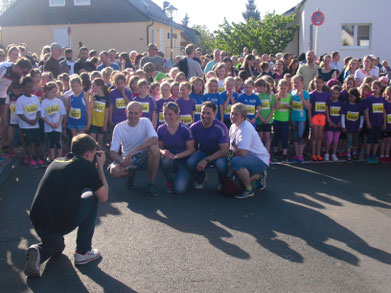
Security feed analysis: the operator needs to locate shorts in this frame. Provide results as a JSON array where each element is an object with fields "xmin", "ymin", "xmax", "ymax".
[
  {"xmin": 0, "ymin": 98, "xmax": 6, "ymax": 106},
  {"xmin": 367, "ymin": 126, "xmax": 382, "ymax": 144},
  {"xmin": 231, "ymin": 154, "xmax": 269, "ymax": 176},
  {"xmin": 46, "ymin": 131, "xmax": 62, "ymax": 149},
  {"xmin": 108, "ymin": 150, "xmax": 148, "ymax": 172},
  {"xmin": 21, "ymin": 128, "xmax": 41, "ymax": 147},
  {"xmin": 382, "ymin": 131, "xmax": 391, "ymax": 139},
  {"xmin": 311, "ymin": 114, "xmax": 326, "ymax": 127},
  {"xmin": 89, "ymin": 125, "xmax": 105, "ymax": 134},
  {"xmin": 8, "ymin": 123, "xmax": 19, "ymax": 128},
  {"xmin": 256, "ymin": 124, "xmax": 272, "ymax": 132},
  {"xmin": 68, "ymin": 123, "xmax": 85, "ymax": 130}
]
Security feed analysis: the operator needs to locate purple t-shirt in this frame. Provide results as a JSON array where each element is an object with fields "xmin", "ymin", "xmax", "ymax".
[
  {"xmin": 340, "ymin": 89, "xmax": 348, "ymax": 103},
  {"xmin": 364, "ymin": 95, "xmax": 385, "ymax": 127},
  {"xmin": 342, "ymin": 102, "xmax": 363, "ymax": 133},
  {"xmin": 384, "ymin": 100, "xmax": 391, "ymax": 132},
  {"xmin": 190, "ymin": 119, "xmax": 229, "ymax": 155},
  {"xmin": 326, "ymin": 99, "xmax": 343, "ymax": 131},
  {"xmin": 176, "ymin": 98, "xmax": 195, "ymax": 125},
  {"xmin": 109, "ymin": 88, "xmax": 133, "ymax": 125},
  {"xmin": 134, "ymin": 95, "xmax": 157, "ymax": 122},
  {"xmin": 156, "ymin": 98, "xmax": 175, "ymax": 127},
  {"xmin": 310, "ymin": 91, "xmax": 331, "ymax": 117},
  {"xmin": 157, "ymin": 122, "xmax": 194, "ymax": 155}
]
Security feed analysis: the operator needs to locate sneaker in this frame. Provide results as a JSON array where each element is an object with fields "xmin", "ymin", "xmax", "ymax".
[
  {"xmin": 166, "ymin": 181, "xmax": 173, "ymax": 194},
  {"xmin": 282, "ymin": 155, "xmax": 288, "ymax": 163},
  {"xmin": 366, "ymin": 156, "xmax": 372, "ymax": 164},
  {"xmin": 234, "ymin": 188, "xmax": 254, "ymax": 199},
  {"xmin": 297, "ymin": 156, "xmax": 304, "ymax": 164},
  {"xmin": 74, "ymin": 248, "xmax": 101, "ymax": 266},
  {"xmin": 256, "ymin": 171, "xmax": 267, "ymax": 191},
  {"xmin": 331, "ymin": 154, "xmax": 338, "ymax": 161},
  {"xmin": 217, "ymin": 184, "xmax": 222, "ymax": 192},
  {"xmin": 311, "ymin": 155, "xmax": 318, "ymax": 162},
  {"xmin": 37, "ymin": 159, "xmax": 44, "ymax": 165},
  {"xmin": 147, "ymin": 183, "xmax": 158, "ymax": 197},
  {"xmin": 324, "ymin": 154, "xmax": 330, "ymax": 161},
  {"xmin": 352, "ymin": 152, "xmax": 358, "ymax": 160},
  {"xmin": 346, "ymin": 154, "xmax": 352, "ymax": 163},
  {"xmin": 30, "ymin": 160, "xmax": 37, "ymax": 167},
  {"xmin": 291, "ymin": 155, "xmax": 298, "ymax": 163},
  {"xmin": 193, "ymin": 174, "xmax": 208, "ymax": 190},
  {"xmin": 126, "ymin": 173, "xmax": 135, "ymax": 190},
  {"xmin": 380, "ymin": 157, "xmax": 388, "ymax": 163},
  {"xmin": 5, "ymin": 152, "xmax": 14, "ymax": 159},
  {"xmin": 317, "ymin": 155, "xmax": 323, "ymax": 162},
  {"xmin": 24, "ymin": 244, "xmax": 41, "ymax": 277},
  {"xmin": 24, "ymin": 156, "xmax": 29, "ymax": 164},
  {"xmin": 373, "ymin": 156, "xmax": 379, "ymax": 164}
]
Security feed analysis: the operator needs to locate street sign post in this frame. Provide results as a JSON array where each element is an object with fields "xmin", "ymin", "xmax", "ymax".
[{"xmin": 311, "ymin": 10, "xmax": 325, "ymax": 56}]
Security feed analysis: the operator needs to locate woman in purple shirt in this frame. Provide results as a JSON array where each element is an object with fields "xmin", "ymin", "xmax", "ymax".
[{"xmin": 157, "ymin": 102, "xmax": 195, "ymax": 194}]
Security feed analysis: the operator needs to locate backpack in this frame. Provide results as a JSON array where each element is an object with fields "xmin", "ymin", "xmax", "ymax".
[
  {"xmin": 221, "ymin": 172, "xmax": 245, "ymax": 197},
  {"xmin": 177, "ymin": 57, "xmax": 189, "ymax": 78}
]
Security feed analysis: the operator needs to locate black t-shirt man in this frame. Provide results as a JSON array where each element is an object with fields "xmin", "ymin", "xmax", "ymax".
[
  {"xmin": 74, "ymin": 59, "xmax": 95, "ymax": 74},
  {"xmin": 30, "ymin": 153, "xmax": 103, "ymax": 234}
]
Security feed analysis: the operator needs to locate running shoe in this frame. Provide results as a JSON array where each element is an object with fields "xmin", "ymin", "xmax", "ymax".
[
  {"xmin": 311, "ymin": 155, "xmax": 318, "ymax": 162},
  {"xmin": 331, "ymin": 154, "xmax": 338, "ymax": 161},
  {"xmin": 324, "ymin": 154, "xmax": 330, "ymax": 161},
  {"xmin": 380, "ymin": 157, "xmax": 388, "ymax": 163},
  {"xmin": 291, "ymin": 155, "xmax": 298, "ymax": 163},
  {"xmin": 24, "ymin": 156, "xmax": 29, "ymax": 164},
  {"xmin": 30, "ymin": 160, "xmax": 37, "ymax": 167},
  {"xmin": 24, "ymin": 244, "xmax": 41, "ymax": 277},
  {"xmin": 5, "ymin": 152, "xmax": 14, "ymax": 159},
  {"xmin": 166, "ymin": 181, "xmax": 173, "ymax": 194},
  {"xmin": 74, "ymin": 249, "xmax": 101, "ymax": 266},
  {"xmin": 234, "ymin": 188, "xmax": 254, "ymax": 199},
  {"xmin": 317, "ymin": 155, "xmax": 323, "ymax": 162},
  {"xmin": 346, "ymin": 154, "xmax": 352, "ymax": 163},
  {"xmin": 372, "ymin": 156, "xmax": 379, "ymax": 164},
  {"xmin": 193, "ymin": 174, "xmax": 208, "ymax": 190},
  {"xmin": 37, "ymin": 159, "xmax": 44, "ymax": 165},
  {"xmin": 147, "ymin": 183, "xmax": 158, "ymax": 197},
  {"xmin": 297, "ymin": 156, "xmax": 304, "ymax": 164},
  {"xmin": 256, "ymin": 171, "xmax": 267, "ymax": 191},
  {"xmin": 365, "ymin": 156, "xmax": 373, "ymax": 164}
]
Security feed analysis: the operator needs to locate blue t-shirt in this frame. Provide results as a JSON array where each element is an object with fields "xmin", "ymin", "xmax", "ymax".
[
  {"xmin": 291, "ymin": 90, "xmax": 310, "ymax": 122},
  {"xmin": 220, "ymin": 91, "xmax": 239, "ymax": 120},
  {"xmin": 97, "ymin": 63, "xmax": 120, "ymax": 71},
  {"xmin": 190, "ymin": 93, "xmax": 204, "ymax": 122},
  {"xmin": 237, "ymin": 93, "xmax": 261, "ymax": 120},
  {"xmin": 364, "ymin": 95, "xmax": 385, "ymax": 127}
]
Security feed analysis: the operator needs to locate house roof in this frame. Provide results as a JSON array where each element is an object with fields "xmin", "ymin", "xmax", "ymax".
[
  {"xmin": 283, "ymin": 0, "xmax": 307, "ymax": 16},
  {"xmin": 181, "ymin": 27, "xmax": 201, "ymax": 45},
  {"xmin": 0, "ymin": 0, "xmax": 183, "ymax": 28}
]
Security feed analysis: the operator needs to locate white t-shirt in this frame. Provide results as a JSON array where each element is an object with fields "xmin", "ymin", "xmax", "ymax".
[
  {"xmin": 16, "ymin": 94, "xmax": 41, "ymax": 129},
  {"xmin": 5, "ymin": 95, "xmax": 19, "ymax": 125},
  {"xmin": 229, "ymin": 120, "xmax": 270, "ymax": 166},
  {"xmin": 355, "ymin": 68, "xmax": 379, "ymax": 85},
  {"xmin": 110, "ymin": 117, "xmax": 157, "ymax": 156},
  {"xmin": 0, "ymin": 62, "xmax": 13, "ymax": 99},
  {"xmin": 41, "ymin": 97, "xmax": 66, "ymax": 132}
]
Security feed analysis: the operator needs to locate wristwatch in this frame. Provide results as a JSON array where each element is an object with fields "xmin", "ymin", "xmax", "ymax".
[{"xmin": 174, "ymin": 155, "xmax": 178, "ymax": 159}]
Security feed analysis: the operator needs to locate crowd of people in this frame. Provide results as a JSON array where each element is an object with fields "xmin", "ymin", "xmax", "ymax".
[{"xmin": 2, "ymin": 41, "xmax": 390, "ymax": 277}]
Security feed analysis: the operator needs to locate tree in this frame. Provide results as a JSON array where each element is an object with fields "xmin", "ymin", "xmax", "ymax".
[
  {"xmin": 181, "ymin": 13, "xmax": 190, "ymax": 27},
  {"xmin": 192, "ymin": 25, "xmax": 215, "ymax": 55},
  {"xmin": 214, "ymin": 12, "xmax": 298, "ymax": 55},
  {"xmin": 0, "ymin": 0, "xmax": 15, "ymax": 14},
  {"xmin": 242, "ymin": 0, "xmax": 260, "ymax": 21}
]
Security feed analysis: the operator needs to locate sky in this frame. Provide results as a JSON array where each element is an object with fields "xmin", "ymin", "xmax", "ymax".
[{"xmin": 154, "ymin": 0, "xmax": 301, "ymax": 31}]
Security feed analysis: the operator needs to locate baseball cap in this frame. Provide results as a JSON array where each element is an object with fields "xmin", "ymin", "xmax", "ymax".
[{"xmin": 50, "ymin": 43, "xmax": 63, "ymax": 51}]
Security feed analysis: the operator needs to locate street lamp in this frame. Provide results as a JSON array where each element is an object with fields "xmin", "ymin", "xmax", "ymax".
[{"xmin": 164, "ymin": 3, "xmax": 177, "ymax": 65}]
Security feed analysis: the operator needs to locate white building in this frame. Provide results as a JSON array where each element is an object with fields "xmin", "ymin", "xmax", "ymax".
[{"xmin": 284, "ymin": 0, "xmax": 390, "ymax": 62}]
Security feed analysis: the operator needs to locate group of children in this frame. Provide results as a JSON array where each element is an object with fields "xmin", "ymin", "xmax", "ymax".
[{"xmin": 4, "ymin": 59, "xmax": 391, "ymax": 166}]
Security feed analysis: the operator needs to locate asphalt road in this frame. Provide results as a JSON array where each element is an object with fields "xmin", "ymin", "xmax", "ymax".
[{"xmin": 0, "ymin": 162, "xmax": 390, "ymax": 293}]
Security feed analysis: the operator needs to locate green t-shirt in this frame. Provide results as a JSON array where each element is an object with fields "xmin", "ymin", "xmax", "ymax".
[
  {"xmin": 257, "ymin": 93, "xmax": 275, "ymax": 125},
  {"xmin": 274, "ymin": 93, "xmax": 291, "ymax": 122}
]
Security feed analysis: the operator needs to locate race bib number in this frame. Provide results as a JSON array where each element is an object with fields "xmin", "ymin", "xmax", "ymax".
[
  {"xmin": 292, "ymin": 101, "xmax": 303, "ymax": 111},
  {"xmin": 372, "ymin": 103, "xmax": 384, "ymax": 113},
  {"xmin": 180, "ymin": 115, "xmax": 192, "ymax": 124},
  {"xmin": 69, "ymin": 107, "xmax": 81, "ymax": 119},
  {"xmin": 115, "ymin": 98, "xmax": 126, "ymax": 109},
  {"xmin": 46, "ymin": 104, "xmax": 59, "ymax": 116},
  {"xmin": 195, "ymin": 104, "xmax": 202, "ymax": 114},
  {"xmin": 10, "ymin": 104, "xmax": 16, "ymax": 114},
  {"xmin": 315, "ymin": 102, "xmax": 326, "ymax": 112},
  {"xmin": 346, "ymin": 111, "xmax": 359, "ymax": 121},
  {"xmin": 159, "ymin": 112, "xmax": 164, "ymax": 123},
  {"xmin": 278, "ymin": 102, "xmax": 289, "ymax": 111},
  {"xmin": 224, "ymin": 105, "xmax": 231, "ymax": 114},
  {"xmin": 25, "ymin": 104, "xmax": 37, "ymax": 114},
  {"xmin": 329, "ymin": 106, "xmax": 341, "ymax": 116},
  {"xmin": 140, "ymin": 102, "xmax": 150, "ymax": 113},
  {"xmin": 261, "ymin": 100, "xmax": 270, "ymax": 110},
  {"xmin": 387, "ymin": 114, "xmax": 391, "ymax": 124},
  {"xmin": 94, "ymin": 101, "xmax": 105, "ymax": 113},
  {"xmin": 246, "ymin": 105, "xmax": 255, "ymax": 115}
]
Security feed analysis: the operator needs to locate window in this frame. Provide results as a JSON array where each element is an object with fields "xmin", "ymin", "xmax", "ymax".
[
  {"xmin": 49, "ymin": 0, "xmax": 65, "ymax": 7},
  {"xmin": 74, "ymin": 0, "xmax": 90, "ymax": 6},
  {"xmin": 342, "ymin": 24, "xmax": 371, "ymax": 47}
]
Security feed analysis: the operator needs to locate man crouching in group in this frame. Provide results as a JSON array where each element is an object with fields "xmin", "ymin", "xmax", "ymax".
[{"xmin": 24, "ymin": 134, "xmax": 109, "ymax": 277}]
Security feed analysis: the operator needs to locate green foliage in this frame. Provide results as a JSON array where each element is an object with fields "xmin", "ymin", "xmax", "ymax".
[
  {"xmin": 242, "ymin": 0, "xmax": 260, "ymax": 21},
  {"xmin": 192, "ymin": 25, "xmax": 216, "ymax": 55},
  {"xmin": 214, "ymin": 12, "xmax": 298, "ymax": 55},
  {"xmin": 0, "ymin": 0, "xmax": 15, "ymax": 14},
  {"xmin": 181, "ymin": 13, "xmax": 190, "ymax": 27}
]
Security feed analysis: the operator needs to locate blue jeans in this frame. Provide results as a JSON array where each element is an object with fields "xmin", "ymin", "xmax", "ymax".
[
  {"xmin": 160, "ymin": 157, "xmax": 191, "ymax": 194},
  {"xmin": 187, "ymin": 150, "xmax": 228, "ymax": 184},
  {"xmin": 231, "ymin": 154, "xmax": 268, "ymax": 176},
  {"xmin": 272, "ymin": 120, "xmax": 289, "ymax": 149},
  {"xmin": 34, "ymin": 191, "xmax": 98, "ymax": 263},
  {"xmin": 291, "ymin": 120, "xmax": 306, "ymax": 145}
]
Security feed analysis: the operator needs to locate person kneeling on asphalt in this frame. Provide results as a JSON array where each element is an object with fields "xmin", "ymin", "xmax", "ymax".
[
  {"xmin": 187, "ymin": 101, "xmax": 229, "ymax": 190},
  {"xmin": 229, "ymin": 103, "xmax": 269, "ymax": 199},
  {"xmin": 24, "ymin": 134, "xmax": 109, "ymax": 277},
  {"xmin": 108, "ymin": 101, "xmax": 160, "ymax": 196}
]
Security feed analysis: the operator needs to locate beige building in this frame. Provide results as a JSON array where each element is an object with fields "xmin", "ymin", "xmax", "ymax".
[{"xmin": 0, "ymin": 0, "xmax": 183, "ymax": 58}]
